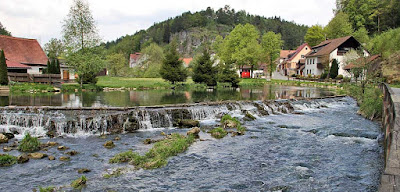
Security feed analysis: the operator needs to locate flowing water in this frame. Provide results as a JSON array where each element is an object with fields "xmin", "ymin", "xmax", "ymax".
[
  {"xmin": 0, "ymin": 85, "xmax": 335, "ymax": 107},
  {"xmin": 0, "ymin": 97, "xmax": 383, "ymax": 191}
]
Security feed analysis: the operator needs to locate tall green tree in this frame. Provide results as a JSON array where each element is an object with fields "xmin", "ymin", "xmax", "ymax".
[
  {"xmin": 329, "ymin": 59, "xmax": 339, "ymax": 79},
  {"xmin": 192, "ymin": 48, "xmax": 217, "ymax": 86},
  {"xmin": 106, "ymin": 53, "xmax": 126, "ymax": 77},
  {"xmin": 0, "ymin": 22, "xmax": 11, "ymax": 36},
  {"xmin": 218, "ymin": 24, "xmax": 262, "ymax": 77},
  {"xmin": 217, "ymin": 63, "xmax": 240, "ymax": 87},
  {"xmin": 62, "ymin": 0, "xmax": 103, "ymax": 87},
  {"xmin": 304, "ymin": 25, "xmax": 325, "ymax": 47},
  {"xmin": 62, "ymin": 0, "xmax": 100, "ymax": 52},
  {"xmin": 0, "ymin": 50, "xmax": 8, "ymax": 85},
  {"xmin": 141, "ymin": 43, "xmax": 164, "ymax": 78},
  {"xmin": 353, "ymin": 27, "xmax": 369, "ymax": 45},
  {"xmin": 324, "ymin": 12, "xmax": 353, "ymax": 39},
  {"xmin": 160, "ymin": 41, "xmax": 188, "ymax": 84},
  {"xmin": 261, "ymin": 31, "xmax": 283, "ymax": 77},
  {"xmin": 44, "ymin": 38, "xmax": 64, "ymax": 59}
]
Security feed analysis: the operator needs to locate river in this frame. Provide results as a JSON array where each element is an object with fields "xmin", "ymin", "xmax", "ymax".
[{"xmin": 0, "ymin": 96, "xmax": 383, "ymax": 191}]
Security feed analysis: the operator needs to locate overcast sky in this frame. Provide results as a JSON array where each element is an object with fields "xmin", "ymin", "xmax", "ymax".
[{"xmin": 0, "ymin": 0, "xmax": 335, "ymax": 46}]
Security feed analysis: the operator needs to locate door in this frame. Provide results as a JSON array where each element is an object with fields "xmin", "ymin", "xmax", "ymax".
[{"xmin": 63, "ymin": 70, "xmax": 70, "ymax": 80}]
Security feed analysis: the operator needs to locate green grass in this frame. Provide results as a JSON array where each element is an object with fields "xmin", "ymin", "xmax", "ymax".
[
  {"xmin": 10, "ymin": 83, "xmax": 55, "ymax": 93},
  {"xmin": 97, "ymin": 76, "xmax": 188, "ymax": 89},
  {"xmin": 209, "ymin": 127, "xmax": 228, "ymax": 139},
  {"xmin": 341, "ymin": 84, "xmax": 383, "ymax": 119},
  {"xmin": 238, "ymin": 78, "xmax": 267, "ymax": 87},
  {"xmin": 71, "ymin": 175, "xmax": 87, "ymax": 189},
  {"xmin": 18, "ymin": 133, "xmax": 41, "ymax": 152},
  {"xmin": 61, "ymin": 83, "xmax": 103, "ymax": 92},
  {"xmin": 110, "ymin": 133, "xmax": 195, "ymax": 169},
  {"xmin": 220, "ymin": 114, "xmax": 247, "ymax": 134},
  {"xmin": 38, "ymin": 186, "xmax": 56, "ymax": 192},
  {"xmin": 0, "ymin": 154, "xmax": 17, "ymax": 167}
]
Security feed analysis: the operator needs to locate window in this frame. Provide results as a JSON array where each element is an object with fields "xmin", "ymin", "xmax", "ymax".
[
  {"xmin": 313, "ymin": 59, "xmax": 315, "ymax": 64},
  {"xmin": 301, "ymin": 55, "xmax": 305, "ymax": 58}
]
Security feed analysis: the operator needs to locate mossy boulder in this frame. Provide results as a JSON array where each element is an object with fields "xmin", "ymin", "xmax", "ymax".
[
  {"xmin": 78, "ymin": 168, "xmax": 91, "ymax": 174},
  {"xmin": 59, "ymin": 156, "xmax": 70, "ymax": 161},
  {"xmin": 187, "ymin": 127, "xmax": 201, "ymax": 138},
  {"xmin": 2, "ymin": 133, "xmax": 14, "ymax": 140},
  {"xmin": 103, "ymin": 141, "xmax": 115, "ymax": 149},
  {"xmin": 17, "ymin": 154, "xmax": 29, "ymax": 164},
  {"xmin": 48, "ymin": 156, "xmax": 55, "ymax": 160},
  {"xmin": 57, "ymin": 146, "xmax": 69, "ymax": 151},
  {"xmin": 0, "ymin": 134, "xmax": 8, "ymax": 143},
  {"xmin": 177, "ymin": 119, "xmax": 200, "ymax": 128},
  {"xmin": 209, "ymin": 128, "xmax": 228, "ymax": 139},
  {"xmin": 244, "ymin": 112, "xmax": 256, "ymax": 121},
  {"xmin": 65, "ymin": 150, "xmax": 79, "ymax": 156},
  {"xmin": 29, "ymin": 152, "xmax": 47, "ymax": 159},
  {"xmin": 71, "ymin": 175, "xmax": 87, "ymax": 189}
]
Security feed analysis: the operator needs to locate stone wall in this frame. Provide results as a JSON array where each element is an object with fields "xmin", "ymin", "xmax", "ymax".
[{"xmin": 379, "ymin": 83, "xmax": 400, "ymax": 192}]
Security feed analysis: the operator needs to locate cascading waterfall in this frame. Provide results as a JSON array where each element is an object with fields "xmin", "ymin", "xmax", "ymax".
[{"xmin": 0, "ymin": 97, "xmax": 346, "ymax": 137}]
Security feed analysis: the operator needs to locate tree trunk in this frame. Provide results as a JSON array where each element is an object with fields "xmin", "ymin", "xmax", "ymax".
[{"xmin": 251, "ymin": 65, "xmax": 254, "ymax": 79}]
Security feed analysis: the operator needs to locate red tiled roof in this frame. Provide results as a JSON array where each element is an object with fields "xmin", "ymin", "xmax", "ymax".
[
  {"xmin": 0, "ymin": 35, "xmax": 48, "ymax": 65},
  {"xmin": 307, "ymin": 36, "xmax": 357, "ymax": 57},
  {"xmin": 280, "ymin": 50, "xmax": 295, "ymax": 58},
  {"xmin": 6, "ymin": 59, "xmax": 31, "ymax": 69},
  {"xmin": 287, "ymin": 43, "xmax": 310, "ymax": 61},
  {"xmin": 343, "ymin": 54, "xmax": 381, "ymax": 70},
  {"xmin": 180, "ymin": 58, "xmax": 193, "ymax": 67},
  {"xmin": 130, "ymin": 52, "xmax": 141, "ymax": 61}
]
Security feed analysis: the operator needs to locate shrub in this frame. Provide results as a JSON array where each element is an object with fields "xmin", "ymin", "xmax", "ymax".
[
  {"xmin": 360, "ymin": 87, "xmax": 383, "ymax": 119},
  {"xmin": 291, "ymin": 74, "xmax": 297, "ymax": 77},
  {"xmin": 18, "ymin": 133, "xmax": 41, "ymax": 152},
  {"xmin": 320, "ymin": 72, "xmax": 328, "ymax": 79},
  {"xmin": 336, "ymin": 75, "xmax": 344, "ymax": 80},
  {"xmin": 38, "ymin": 186, "xmax": 56, "ymax": 192},
  {"xmin": 307, "ymin": 74, "xmax": 312, "ymax": 78},
  {"xmin": 71, "ymin": 175, "xmax": 87, "ymax": 189},
  {"xmin": 209, "ymin": 127, "xmax": 228, "ymax": 139},
  {"xmin": 0, "ymin": 154, "xmax": 17, "ymax": 167},
  {"xmin": 109, "ymin": 133, "xmax": 195, "ymax": 170}
]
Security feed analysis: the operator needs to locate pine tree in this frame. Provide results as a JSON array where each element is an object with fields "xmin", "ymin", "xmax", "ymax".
[
  {"xmin": 0, "ymin": 50, "xmax": 8, "ymax": 85},
  {"xmin": 217, "ymin": 63, "xmax": 240, "ymax": 88},
  {"xmin": 329, "ymin": 59, "xmax": 339, "ymax": 79},
  {"xmin": 192, "ymin": 49, "xmax": 217, "ymax": 86},
  {"xmin": 55, "ymin": 59, "xmax": 61, "ymax": 74},
  {"xmin": 159, "ymin": 41, "xmax": 188, "ymax": 84}
]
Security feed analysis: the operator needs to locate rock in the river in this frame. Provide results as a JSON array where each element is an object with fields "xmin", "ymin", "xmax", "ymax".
[
  {"xmin": 187, "ymin": 127, "xmax": 201, "ymax": 138},
  {"xmin": 143, "ymin": 138, "xmax": 152, "ymax": 145},
  {"xmin": 47, "ymin": 141, "xmax": 59, "ymax": 147},
  {"xmin": 46, "ymin": 131, "xmax": 56, "ymax": 138},
  {"xmin": 29, "ymin": 152, "xmax": 47, "ymax": 159},
  {"xmin": 244, "ymin": 112, "xmax": 256, "ymax": 121},
  {"xmin": 65, "ymin": 150, "xmax": 79, "ymax": 156},
  {"xmin": 2, "ymin": 133, "xmax": 14, "ymax": 139},
  {"xmin": 177, "ymin": 119, "xmax": 200, "ymax": 128},
  {"xmin": 103, "ymin": 141, "xmax": 115, "ymax": 149},
  {"xmin": 17, "ymin": 154, "xmax": 29, "ymax": 164},
  {"xmin": 48, "ymin": 156, "xmax": 55, "ymax": 160},
  {"xmin": 78, "ymin": 168, "xmax": 91, "ymax": 174},
  {"xmin": 57, "ymin": 146, "xmax": 69, "ymax": 151},
  {"xmin": 0, "ymin": 134, "xmax": 8, "ymax": 143},
  {"xmin": 3, "ymin": 146, "xmax": 12, "ymax": 152},
  {"xmin": 59, "ymin": 156, "xmax": 70, "ymax": 161},
  {"xmin": 114, "ymin": 136, "xmax": 121, "ymax": 141}
]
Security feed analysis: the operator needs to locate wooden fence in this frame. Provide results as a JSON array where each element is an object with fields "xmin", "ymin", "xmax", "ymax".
[{"xmin": 8, "ymin": 73, "xmax": 61, "ymax": 84}]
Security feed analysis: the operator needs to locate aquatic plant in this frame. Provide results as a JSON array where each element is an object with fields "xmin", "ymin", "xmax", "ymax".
[
  {"xmin": 18, "ymin": 133, "xmax": 41, "ymax": 152},
  {"xmin": 221, "ymin": 114, "xmax": 247, "ymax": 133},
  {"xmin": 38, "ymin": 186, "xmax": 56, "ymax": 192},
  {"xmin": 0, "ymin": 154, "xmax": 17, "ymax": 167},
  {"xmin": 71, "ymin": 175, "xmax": 87, "ymax": 189},
  {"xmin": 209, "ymin": 127, "xmax": 228, "ymax": 139},
  {"xmin": 109, "ymin": 133, "xmax": 195, "ymax": 169}
]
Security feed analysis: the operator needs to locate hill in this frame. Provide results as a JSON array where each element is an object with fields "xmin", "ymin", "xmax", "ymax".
[{"xmin": 103, "ymin": 6, "xmax": 308, "ymax": 58}]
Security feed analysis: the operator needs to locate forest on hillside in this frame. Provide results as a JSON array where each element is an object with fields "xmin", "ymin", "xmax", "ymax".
[{"xmin": 103, "ymin": 6, "xmax": 308, "ymax": 59}]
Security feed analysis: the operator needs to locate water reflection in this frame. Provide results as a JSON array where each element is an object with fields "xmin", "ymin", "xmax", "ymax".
[{"xmin": 2, "ymin": 85, "xmax": 335, "ymax": 107}]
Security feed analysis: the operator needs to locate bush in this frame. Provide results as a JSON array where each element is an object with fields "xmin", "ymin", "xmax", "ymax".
[
  {"xmin": 343, "ymin": 77, "xmax": 351, "ymax": 82},
  {"xmin": 38, "ymin": 186, "xmax": 56, "ymax": 192},
  {"xmin": 291, "ymin": 74, "xmax": 297, "ymax": 77},
  {"xmin": 320, "ymin": 73, "xmax": 328, "ymax": 79},
  {"xmin": 360, "ymin": 87, "xmax": 383, "ymax": 119},
  {"xmin": 209, "ymin": 127, "xmax": 228, "ymax": 139},
  {"xmin": 18, "ymin": 133, "xmax": 41, "ymax": 152},
  {"xmin": 0, "ymin": 154, "xmax": 17, "ymax": 167},
  {"xmin": 71, "ymin": 175, "xmax": 87, "ymax": 189},
  {"xmin": 307, "ymin": 74, "xmax": 312, "ymax": 78},
  {"xmin": 336, "ymin": 75, "xmax": 344, "ymax": 80}
]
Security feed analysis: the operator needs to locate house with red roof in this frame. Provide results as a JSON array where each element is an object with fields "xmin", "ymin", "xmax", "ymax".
[
  {"xmin": 0, "ymin": 35, "xmax": 48, "ymax": 74},
  {"xmin": 180, "ymin": 58, "xmax": 193, "ymax": 67},
  {"xmin": 277, "ymin": 50, "xmax": 295, "ymax": 75},
  {"xmin": 129, "ymin": 52, "xmax": 147, "ymax": 68},
  {"xmin": 304, "ymin": 36, "xmax": 369, "ymax": 77},
  {"xmin": 282, "ymin": 43, "xmax": 311, "ymax": 76}
]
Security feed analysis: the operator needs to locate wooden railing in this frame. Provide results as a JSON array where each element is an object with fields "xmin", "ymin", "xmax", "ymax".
[{"xmin": 8, "ymin": 73, "xmax": 61, "ymax": 84}]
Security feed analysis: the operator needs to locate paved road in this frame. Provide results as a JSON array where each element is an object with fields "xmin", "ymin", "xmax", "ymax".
[
  {"xmin": 271, "ymin": 71, "xmax": 291, "ymax": 80},
  {"xmin": 391, "ymin": 87, "xmax": 400, "ymax": 102}
]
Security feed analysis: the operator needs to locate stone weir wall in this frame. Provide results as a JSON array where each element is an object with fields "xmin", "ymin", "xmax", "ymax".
[
  {"xmin": 379, "ymin": 83, "xmax": 400, "ymax": 192},
  {"xmin": 0, "ymin": 96, "xmax": 343, "ymax": 137}
]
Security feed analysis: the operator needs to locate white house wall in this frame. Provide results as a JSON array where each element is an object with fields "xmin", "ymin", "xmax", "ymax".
[{"xmin": 27, "ymin": 66, "xmax": 42, "ymax": 74}]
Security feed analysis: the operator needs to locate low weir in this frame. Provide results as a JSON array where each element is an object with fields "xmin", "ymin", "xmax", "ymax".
[{"xmin": 0, "ymin": 96, "xmax": 343, "ymax": 137}]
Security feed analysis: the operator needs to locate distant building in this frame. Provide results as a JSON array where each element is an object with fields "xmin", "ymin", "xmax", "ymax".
[
  {"xmin": 304, "ymin": 36, "xmax": 369, "ymax": 77},
  {"xmin": 180, "ymin": 58, "xmax": 193, "ymax": 67},
  {"xmin": 283, "ymin": 43, "xmax": 311, "ymax": 76},
  {"xmin": 0, "ymin": 35, "xmax": 48, "ymax": 74},
  {"xmin": 238, "ymin": 64, "xmax": 267, "ymax": 78},
  {"xmin": 277, "ymin": 50, "xmax": 295, "ymax": 75},
  {"xmin": 129, "ymin": 53, "xmax": 146, "ymax": 68}
]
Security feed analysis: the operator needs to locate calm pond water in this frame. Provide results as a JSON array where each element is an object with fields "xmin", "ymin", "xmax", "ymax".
[
  {"xmin": 0, "ymin": 97, "xmax": 383, "ymax": 191},
  {"xmin": 0, "ymin": 85, "xmax": 335, "ymax": 107}
]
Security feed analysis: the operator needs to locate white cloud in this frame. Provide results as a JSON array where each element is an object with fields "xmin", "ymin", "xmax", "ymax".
[{"xmin": 0, "ymin": 0, "xmax": 335, "ymax": 46}]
